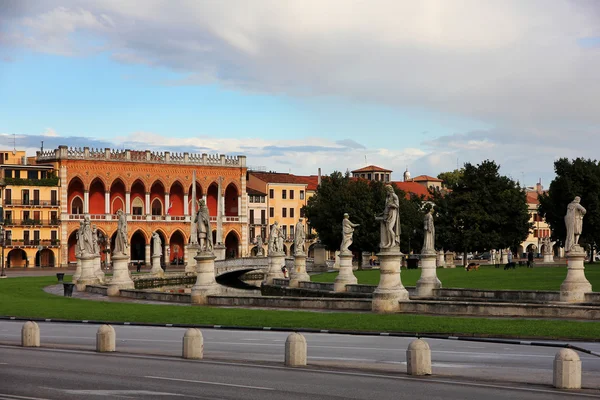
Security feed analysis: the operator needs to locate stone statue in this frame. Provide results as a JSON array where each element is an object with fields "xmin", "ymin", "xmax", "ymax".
[
  {"xmin": 294, "ymin": 219, "xmax": 306, "ymax": 255},
  {"xmin": 195, "ymin": 199, "xmax": 213, "ymax": 252},
  {"xmin": 376, "ymin": 184, "xmax": 400, "ymax": 249},
  {"xmin": 77, "ymin": 216, "xmax": 94, "ymax": 257},
  {"xmin": 113, "ymin": 209, "xmax": 129, "ymax": 256},
  {"xmin": 422, "ymin": 208, "xmax": 435, "ymax": 254},
  {"xmin": 340, "ymin": 213, "xmax": 359, "ymax": 254},
  {"xmin": 564, "ymin": 196, "xmax": 586, "ymax": 252},
  {"xmin": 255, "ymin": 236, "xmax": 265, "ymax": 256},
  {"xmin": 542, "ymin": 237, "xmax": 552, "ymax": 255},
  {"xmin": 268, "ymin": 222, "xmax": 282, "ymax": 254},
  {"xmin": 152, "ymin": 232, "xmax": 162, "ymax": 257},
  {"xmin": 91, "ymin": 225, "xmax": 100, "ymax": 255},
  {"xmin": 277, "ymin": 225, "xmax": 285, "ymax": 254}
]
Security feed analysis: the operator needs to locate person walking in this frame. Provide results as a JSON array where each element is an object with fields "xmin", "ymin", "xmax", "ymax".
[{"xmin": 527, "ymin": 250, "xmax": 534, "ymax": 268}]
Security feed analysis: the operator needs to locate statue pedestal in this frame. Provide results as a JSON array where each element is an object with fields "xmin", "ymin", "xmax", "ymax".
[
  {"xmin": 544, "ymin": 253, "xmax": 554, "ymax": 263},
  {"xmin": 313, "ymin": 244, "xmax": 328, "ymax": 271},
  {"xmin": 436, "ymin": 251, "xmax": 445, "ymax": 268},
  {"xmin": 372, "ymin": 246, "xmax": 409, "ymax": 313},
  {"xmin": 501, "ymin": 253, "xmax": 508, "ymax": 264},
  {"xmin": 264, "ymin": 252, "xmax": 286, "ymax": 284},
  {"xmin": 415, "ymin": 252, "xmax": 442, "ymax": 297},
  {"xmin": 213, "ymin": 244, "xmax": 226, "ymax": 261},
  {"xmin": 444, "ymin": 252, "xmax": 455, "ymax": 268},
  {"xmin": 72, "ymin": 256, "xmax": 82, "ymax": 283},
  {"xmin": 149, "ymin": 255, "xmax": 164, "ymax": 277},
  {"xmin": 191, "ymin": 251, "xmax": 220, "ymax": 305},
  {"xmin": 289, "ymin": 253, "xmax": 310, "ymax": 288},
  {"xmin": 94, "ymin": 255, "xmax": 105, "ymax": 284},
  {"xmin": 185, "ymin": 244, "xmax": 199, "ymax": 274},
  {"xmin": 560, "ymin": 247, "xmax": 592, "ymax": 303},
  {"xmin": 75, "ymin": 254, "xmax": 100, "ymax": 291},
  {"xmin": 107, "ymin": 253, "xmax": 134, "ymax": 296},
  {"xmin": 333, "ymin": 252, "xmax": 357, "ymax": 292}
]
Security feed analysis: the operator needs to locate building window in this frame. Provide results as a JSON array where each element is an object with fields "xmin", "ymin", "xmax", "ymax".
[
  {"xmin": 33, "ymin": 230, "xmax": 40, "ymax": 245},
  {"xmin": 367, "ymin": 173, "xmax": 372, "ymax": 180},
  {"xmin": 282, "ymin": 225, "xmax": 287, "ymax": 237},
  {"xmin": 23, "ymin": 210, "xmax": 30, "ymax": 221},
  {"xmin": 261, "ymin": 209, "xmax": 266, "ymax": 225},
  {"xmin": 22, "ymin": 189, "xmax": 30, "ymax": 205},
  {"xmin": 4, "ymin": 210, "xmax": 11, "ymax": 224},
  {"xmin": 269, "ymin": 189, "xmax": 274, "ymax": 199},
  {"xmin": 23, "ymin": 230, "xmax": 30, "ymax": 245},
  {"xmin": 249, "ymin": 226, "xmax": 255, "ymax": 241},
  {"xmin": 282, "ymin": 190, "xmax": 287, "ymax": 199},
  {"xmin": 4, "ymin": 169, "xmax": 12, "ymax": 178},
  {"xmin": 290, "ymin": 190, "xmax": 294, "ymax": 200},
  {"xmin": 33, "ymin": 189, "xmax": 40, "ymax": 206},
  {"xmin": 33, "ymin": 211, "xmax": 41, "ymax": 223},
  {"xmin": 282, "ymin": 208, "xmax": 287, "ymax": 218},
  {"xmin": 250, "ymin": 209, "xmax": 255, "ymax": 224},
  {"xmin": 261, "ymin": 226, "xmax": 266, "ymax": 239},
  {"xmin": 28, "ymin": 170, "xmax": 38, "ymax": 180},
  {"xmin": 132, "ymin": 197, "xmax": 144, "ymax": 215},
  {"xmin": 300, "ymin": 190, "xmax": 305, "ymax": 200},
  {"xmin": 4, "ymin": 188, "xmax": 11, "ymax": 205},
  {"xmin": 290, "ymin": 208, "xmax": 294, "ymax": 218},
  {"xmin": 269, "ymin": 207, "xmax": 274, "ymax": 218},
  {"xmin": 51, "ymin": 190, "xmax": 57, "ymax": 206},
  {"xmin": 51, "ymin": 230, "xmax": 58, "ymax": 242},
  {"xmin": 375, "ymin": 174, "xmax": 379, "ymax": 181},
  {"xmin": 261, "ymin": 196, "xmax": 265, "ymax": 203},
  {"xmin": 300, "ymin": 208, "xmax": 305, "ymax": 218},
  {"xmin": 50, "ymin": 211, "xmax": 58, "ymax": 224}
]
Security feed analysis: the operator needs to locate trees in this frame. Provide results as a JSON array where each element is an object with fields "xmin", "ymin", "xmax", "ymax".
[
  {"xmin": 432, "ymin": 160, "xmax": 530, "ymax": 263},
  {"xmin": 303, "ymin": 172, "xmax": 425, "ymax": 257},
  {"xmin": 437, "ymin": 168, "xmax": 464, "ymax": 188},
  {"xmin": 538, "ymin": 158, "xmax": 600, "ymax": 254}
]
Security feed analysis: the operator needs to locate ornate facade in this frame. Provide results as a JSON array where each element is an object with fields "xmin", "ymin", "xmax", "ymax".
[{"xmin": 36, "ymin": 146, "xmax": 248, "ymax": 266}]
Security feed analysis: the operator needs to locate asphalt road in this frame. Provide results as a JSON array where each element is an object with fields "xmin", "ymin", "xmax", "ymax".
[
  {"xmin": 0, "ymin": 321, "xmax": 599, "ymax": 390},
  {"xmin": 1, "ymin": 345, "xmax": 599, "ymax": 400}
]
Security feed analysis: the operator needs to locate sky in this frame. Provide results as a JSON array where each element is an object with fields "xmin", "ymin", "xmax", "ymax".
[{"xmin": 1, "ymin": 0, "xmax": 599, "ymax": 187}]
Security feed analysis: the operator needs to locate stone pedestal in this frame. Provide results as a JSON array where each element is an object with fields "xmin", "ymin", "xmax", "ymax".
[
  {"xmin": 185, "ymin": 244, "xmax": 199, "ymax": 274},
  {"xmin": 362, "ymin": 252, "xmax": 372, "ymax": 269},
  {"xmin": 213, "ymin": 244, "xmax": 226, "ymax": 261},
  {"xmin": 415, "ymin": 253, "xmax": 442, "ymax": 297},
  {"xmin": 333, "ymin": 251, "xmax": 340, "ymax": 270},
  {"xmin": 72, "ymin": 257, "xmax": 82, "ymax": 283},
  {"xmin": 553, "ymin": 349, "xmax": 581, "ymax": 389},
  {"xmin": 333, "ymin": 252, "xmax": 357, "ymax": 292},
  {"xmin": 107, "ymin": 253, "xmax": 134, "ymax": 296},
  {"xmin": 313, "ymin": 244, "xmax": 328, "ymax": 270},
  {"xmin": 94, "ymin": 255, "xmax": 105, "ymax": 283},
  {"xmin": 501, "ymin": 252, "xmax": 508, "ymax": 264},
  {"xmin": 149, "ymin": 254, "xmax": 164, "ymax": 277},
  {"xmin": 436, "ymin": 250, "xmax": 445, "ymax": 268},
  {"xmin": 372, "ymin": 246, "xmax": 409, "ymax": 313},
  {"xmin": 444, "ymin": 252, "xmax": 455, "ymax": 268},
  {"xmin": 289, "ymin": 253, "xmax": 310, "ymax": 288},
  {"xmin": 560, "ymin": 247, "xmax": 592, "ymax": 302},
  {"xmin": 264, "ymin": 252, "xmax": 286, "ymax": 284},
  {"xmin": 544, "ymin": 253, "xmax": 554, "ymax": 263},
  {"xmin": 191, "ymin": 251, "xmax": 220, "ymax": 305},
  {"xmin": 75, "ymin": 254, "xmax": 100, "ymax": 291}
]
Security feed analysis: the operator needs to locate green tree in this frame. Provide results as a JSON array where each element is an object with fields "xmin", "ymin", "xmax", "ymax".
[
  {"xmin": 538, "ymin": 158, "xmax": 600, "ymax": 256},
  {"xmin": 432, "ymin": 160, "xmax": 531, "ymax": 263},
  {"xmin": 437, "ymin": 168, "xmax": 464, "ymax": 189}
]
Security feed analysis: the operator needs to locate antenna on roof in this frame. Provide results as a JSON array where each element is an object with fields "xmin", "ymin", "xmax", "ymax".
[
  {"xmin": 41, "ymin": 140, "xmax": 44, "ymax": 152},
  {"xmin": 365, "ymin": 155, "xmax": 368, "ymax": 166}
]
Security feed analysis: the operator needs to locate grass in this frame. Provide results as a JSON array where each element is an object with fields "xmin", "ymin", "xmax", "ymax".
[
  {"xmin": 0, "ymin": 275, "xmax": 599, "ymax": 340},
  {"xmin": 311, "ymin": 265, "xmax": 600, "ymax": 291}
]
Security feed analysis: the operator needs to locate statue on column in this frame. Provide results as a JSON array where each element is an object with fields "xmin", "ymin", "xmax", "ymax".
[
  {"xmin": 294, "ymin": 219, "xmax": 306, "ymax": 255},
  {"xmin": 196, "ymin": 199, "xmax": 213, "ymax": 252},
  {"xmin": 113, "ymin": 209, "xmax": 129, "ymax": 256},
  {"xmin": 77, "ymin": 216, "xmax": 94, "ymax": 257},
  {"xmin": 340, "ymin": 213, "xmax": 359, "ymax": 254},
  {"xmin": 152, "ymin": 232, "xmax": 162, "ymax": 257},
  {"xmin": 268, "ymin": 222, "xmax": 282, "ymax": 254},
  {"xmin": 376, "ymin": 185, "xmax": 400, "ymax": 249},
  {"xmin": 564, "ymin": 196, "xmax": 586, "ymax": 252},
  {"xmin": 422, "ymin": 208, "xmax": 435, "ymax": 254},
  {"xmin": 255, "ymin": 235, "xmax": 265, "ymax": 256}
]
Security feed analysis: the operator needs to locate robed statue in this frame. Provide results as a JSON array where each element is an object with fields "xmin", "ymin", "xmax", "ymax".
[
  {"xmin": 195, "ymin": 199, "xmax": 213, "ymax": 252},
  {"xmin": 113, "ymin": 209, "xmax": 129, "ymax": 256},
  {"xmin": 294, "ymin": 219, "xmax": 306, "ymax": 255},
  {"xmin": 564, "ymin": 196, "xmax": 586, "ymax": 252},
  {"xmin": 152, "ymin": 232, "xmax": 162, "ymax": 257},
  {"xmin": 255, "ymin": 235, "xmax": 265, "ymax": 257},
  {"xmin": 268, "ymin": 222, "xmax": 282, "ymax": 254},
  {"xmin": 376, "ymin": 185, "xmax": 400, "ymax": 249},
  {"xmin": 340, "ymin": 213, "xmax": 359, "ymax": 254},
  {"xmin": 77, "ymin": 215, "xmax": 95, "ymax": 257},
  {"xmin": 422, "ymin": 208, "xmax": 435, "ymax": 254}
]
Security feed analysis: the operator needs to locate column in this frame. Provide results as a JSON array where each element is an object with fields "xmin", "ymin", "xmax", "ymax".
[
  {"xmin": 183, "ymin": 193, "xmax": 189, "ymax": 216},
  {"xmin": 145, "ymin": 192, "xmax": 150, "ymax": 215},
  {"xmin": 145, "ymin": 244, "xmax": 151, "ymax": 267},
  {"xmin": 163, "ymin": 244, "xmax": 169, "ymax": 266},
  {"xmin": 237, "ymin": 195, "xmax": 241, "ymax": 216},
  {"xmin": 104, "ymin": 192, "xmax": 110, "ymax": 214},
  {"xmin": 83, "ymin": 191, "xmax": 89, "ymax": 214},
  {"xmin": 164, "ymin": 192, "xmax": 170, "ymax": 215},
  {"xmin": 216, "ymin": 178, "xmax": 223, "ymax": 243},
  {"xmin": 125, "ymin": 192, "xmax": 131, "ymax": 214}
]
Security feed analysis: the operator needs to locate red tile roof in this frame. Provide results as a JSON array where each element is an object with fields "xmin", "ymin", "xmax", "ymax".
[
  {"xmin": 297, "ymin": 175, "xmax": 319, "ymax": 191},
  {"xmin": 249, "ymin": 172, "xmax": 310, "ymax": 186},
  {"xmin": 392, "ymin": 181, "xmax": 432, "ymax": 199},
  {"xmin": 351, "ymin": 165, "xmax": 392, "ymax": 173},
  {"xmin": 526, "ymin": 191, "xmax": 540, "ymax": 205},
  {"xmin": 411, "ymin": 175, "xmax": 443, "ymax": 182},
  {"xmin": 247, "ymin": 187, "xmax": 267, "ymax": 196}
]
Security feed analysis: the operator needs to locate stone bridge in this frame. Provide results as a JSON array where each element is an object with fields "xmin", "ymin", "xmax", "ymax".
[{"xmin": 214, "ymin": 257, "xmax": 316, "ymax": 278}]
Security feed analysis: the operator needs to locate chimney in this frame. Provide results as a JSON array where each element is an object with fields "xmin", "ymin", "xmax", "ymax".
[
  {"xmin": 318, "ymin": 168, "xmax": 322, "ymax": 186},
  {"xmin": 536, "ymin": 179, "xmax": 542, "ymax": 193}
]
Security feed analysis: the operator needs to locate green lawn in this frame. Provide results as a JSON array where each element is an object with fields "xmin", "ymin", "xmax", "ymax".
[
  {"xmin": 312, "ymin": 265, "xmax": 600, "ymax": 291},
  {"xmin": 0, "ymin": 275, "xmax": 599, "ymax": 340}
]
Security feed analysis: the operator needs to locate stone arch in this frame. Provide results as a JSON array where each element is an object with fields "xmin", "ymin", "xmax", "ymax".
[
  {"xmin": 130, "ymin": 230, "xmax": 148, "ymax": 263},
  {"xmin": 207, "ymin": 182, "xmax": 219, "ymax": 216},
  {"xmin": 35, "ymin": 248, "xmax": 55, "ymax": 267},
  {"xmin": 89, "ymin": 177, "xmax": 106, "ymax": 214},
  {"xmin": 224, "ymin": 183, "xmax": 239, "ymax": 216},
  {"xmin": 130, "ymin": 179, "xmax": 146, "ymax": 215},
  {"xmin": 7, "ymin": 248, "xmax": 27, "ymax": 268},
  {"xmin": 70, "ymin": 196, "xmax": 84, "ymax": 215},
  {"xmin": 150, "ymin": 229, "xmax": 167, "ymax": 260},
  {"xmin": 169, "ymin": 229, "xmax": 186, "ymax": 265},
  {"xmin": 67, "ymin": 177, "xmax": 85, "ymax": 214},
  {"xmin": 225, "ymin": 230, "xmax": 240, "ymax": 259},
  {"xmin": 67, "ymin": 230, "xmax": 78, "ymax": 263},
  {"xmin": 150, "ymin": 180, "xmax": 166, "ymax": 216},
  {"xmin": 151, "ymin": 198, "xmax": 163, "ymax": 216},
  {"xmin": 110, "ymin": 178, "xmax": 126, "ymax": 214},
  {"xmin": 526, "ymin": 243, "xmax": 537, "ymax": 254},
  {"xmin": 169, "ymin": 180, "xmax": 185, "ymax": 216}
]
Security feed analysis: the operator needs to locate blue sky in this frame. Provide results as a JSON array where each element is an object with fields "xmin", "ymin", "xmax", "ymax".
[{"xmin": 1, "ymin": 1, "xmax": 599, "ymax": 186}]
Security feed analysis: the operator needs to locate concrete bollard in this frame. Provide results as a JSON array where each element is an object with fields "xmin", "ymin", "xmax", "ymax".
[
  {"xmin": 285, "ymin": 332, "xmax": 307, "ymax": 367},
  {"xmin": 406, "ymin": 339, "xmax": 431, "ymax": 376},
  {"xmin": 96, "ymin": 324, "xmax": 116, "ymax": 352},
  {"xmin": 182, "ymin": 328, "xmax": 204, "ymax": 359},
  {"xmin": 553, "ymin": 349, "xmax": 581, "ymax": 389},
  {"xmin": 21, "ymin": 321, "xmax": 40, "ymax": 347}
]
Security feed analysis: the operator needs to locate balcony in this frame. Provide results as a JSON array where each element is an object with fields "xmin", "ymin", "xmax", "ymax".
[
  {"xmin": 4, "ymin": 219, "xmax": 61, "ymax": 227},
  {"xmin": 4, "ymin": 239, "xmax": 61, "ymax": 247},
  {"xmin": 4, "ymin": 200, "xmax": 60, "ymax": 207}
]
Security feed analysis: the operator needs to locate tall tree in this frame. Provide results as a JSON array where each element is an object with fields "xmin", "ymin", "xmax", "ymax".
[
  {"xmin": 432, "ymin": 160, "xmax": 531, "ymax": 263},
  {"xmin": 437, "ymin": 168, "xmax": 464, "ymax": 188},
  {"xmin": 538, "ymin": 158, "xmax": 600, "ymax": 254}
]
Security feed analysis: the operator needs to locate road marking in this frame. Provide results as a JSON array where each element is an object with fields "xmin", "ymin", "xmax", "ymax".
[
  {"xmin": 310, "ymin": 356, "xmax": 377, "ymax": 362},
  {"xmin": 0, "ymin": 394, "xmax": 52, "ymax": 400},
  {"xmin": 58, "ymin": 389, "xmax": 184, "ymax": 396},
  {"xmin": 144, "ymin": 376, "xmax": 274, "ymax": 391}
]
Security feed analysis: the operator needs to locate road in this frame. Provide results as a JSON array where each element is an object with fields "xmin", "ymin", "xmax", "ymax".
[{"xmin": 0, "ymin": 320, "xmax": 599, "ymax": 392}]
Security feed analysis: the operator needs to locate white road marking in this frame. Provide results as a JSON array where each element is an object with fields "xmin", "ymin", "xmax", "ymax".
[
  {"xmin": 0, "ymin": 363, "xmax": 8, "ymax": 365},
  {"xmin": 0, "ymin": 394, "xmax": 52, "ymax": 400},
  {"xmin": 145, "ymin": 376, "xmax": 274, "ymax": 391},
  {"xmin": 310, "ymin": 356, "xmax": 377, "ymax": 362},
  {"xmin": 58, "ymin": 389, "xmax": 184, "ymax": 396}
]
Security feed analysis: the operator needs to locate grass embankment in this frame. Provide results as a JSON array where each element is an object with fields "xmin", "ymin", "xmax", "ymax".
[
  {"xmin": 312, "ymin": 265, "xmax": 600, "ymax": 291},
  {"xmin": 0, "ymin": 274, "xmax": 599, "ymax": 340}
]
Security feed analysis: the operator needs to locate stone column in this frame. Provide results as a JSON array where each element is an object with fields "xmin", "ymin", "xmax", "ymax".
[
  {"xmin": 334, "ymin": 252, "xmax": 357, "ymax": 292},
  {"xmin": 149, "ymin": 253, "xmax": 164, "ymax": 277},
  {"xmin": 333, "ymin": 251, "xmax": 340, "ymax": 270},
  {"xmin": 186, "ymin": 244, "xmax": 199, "ymax": 274},
  {"xmin": 415, "ymin": 252, "xmax": 441, "ymax": 297},
  {"xmin": 164, "ymin": 192, "xmax": 170, "ymax": 215},
  {"xmin": 264, "ymin": 251, "xmax": 286, "ymax": 284},
  {"xmin": 104, "ymin": 192, "xmax": 110, "ymax": 214},
  {"xmin": 107, "ymin": 253, "xmax": 134, "ymax": 296},
  {"xmin": 75, "ymin": 254, "xmax": 100, "ymax": 291},
  {"xmin": 94, "ymin": 254, "xmax": 105, "ymax": 283},
  {"xmin": 560, "ymin": 246, "xmax": 592, "ymax": 302},
  {"xmin": 73, "ymin": 256, "xmax": 82, "ymax": 283},
  {"xmin": 145, "ymin": 192, "xmax": 150, "ymax": 216},
  {"xmin": 191, "ymin": 251, "xmax": 220, "ymax": 305},
  {"xmin": 361, "ymin": 252, "xmax": 371, "ymax": 269},
  {"xmin": 501, "ymin": 249, "xmax": 508, "ymax": 264},
  {"xmin": 372, "ymin": 246, "xmax": 409, "ymax": 313},
  {"xmin": 444, "ymin": 251, "xmax": 455, "ymax": 268},
  {"xmin": 145, "ymin": 244, "xmax": 151, "ymax": 267},
  {"xmin": 544, "ymin": 252, "xmax": 554, "ymax": 263},
  {"xmin": 83, "ymin": 191, "xmax": 89, "ymax": 214},
  {"xmin": 183, "ymin": 193, "xmax": 189, "ymax": 216},
  {"xmin": 313, "ymin": 244, "xmax": 328, "ymax": 271},
  {"xmin": 437, "ymin": 250, "xmax": 445, "ymax": 267},
  {"xmin": 163, "ymin": 244, "xmax": 169, "ymax": 266},
  {"xmin": 289, "ymin": 253, "xmax": 310, "ymax": 288},
  {"xmin": 125, "ymin": 192, "xmax": 131, "ymax": 214}
]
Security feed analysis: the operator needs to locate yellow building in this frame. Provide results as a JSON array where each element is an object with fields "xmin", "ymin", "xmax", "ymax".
[
  {"xmin": 1, "ymin": 150, "xmax": 61, "ymax": 268},
  {"xmin": 517, "ymin": 183, "xmax": 556, "ymax": 258}
]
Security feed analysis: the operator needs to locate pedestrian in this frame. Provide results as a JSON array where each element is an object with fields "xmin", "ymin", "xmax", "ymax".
[
  {"xmin": 281, "ymin": 265, "xmax": 288, "ymax": 279},
  {"xmin": 527, "ymin": 250, "xmax": 534, "ymax": 268},
  {"xmin": 507, "ymin": 249, "xmax": 513, "ymax": 264}
]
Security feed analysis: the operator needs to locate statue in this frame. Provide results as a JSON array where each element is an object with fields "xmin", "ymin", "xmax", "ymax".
[
  {"xmin": 77, "ymin": 216, "xmax": 94, "ymax": 256},
  {"xmin": 255, "ymin": 236, "xmax": 265, "ymax": 256},
  {"xmin": 376, "ymin": 185, "xmax": 400, "ymax": 249},
  {"xmin": 113, "ymin": 209, "xmax": 129, "ymax": 256},
  {"xmin": 542, "ymin": 237, "xmax": 552, "ymax": 255},
  {"xmin": 195, "ymin": 199, "xmax": 213, "ymax": 252},
  {"xmin": 422, "ymin": 208, "xmax": 435, "ymax": 254},
  {"xmin": 268, "ymin": 222, "xmax": 282, "ymax": 254},
  {"xmin": 277, "ymin": 225, "xmax": 285, "ymax": 254},
  {"xmin": 340, "ymin": 213, "xmax": 359, "ymax": 254},
  {"xmin": 294, "ymin": 219, "xmax": 306, "ymax": 255},
  {"xmin": 91, "ymin": 225, "xmax": 100, "ymax": 255},
  {"xmin": 152, "ymin": 232, "xmax": 162, "ymax": 257},
  {"xmin": 564, "ymin": 196, "xmax": 586, "ymax": 252}
]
